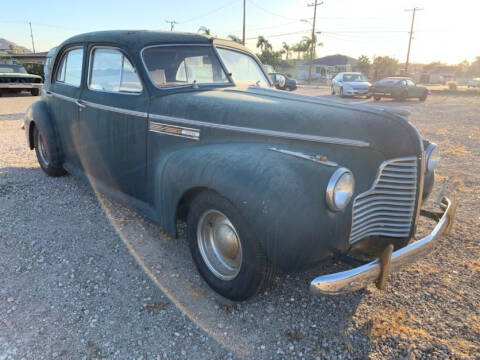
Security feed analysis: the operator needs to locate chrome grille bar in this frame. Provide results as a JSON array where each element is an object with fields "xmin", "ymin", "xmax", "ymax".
[{"xmin": 349, "ymin": 156, "xmax": 418, "ymax": 244}]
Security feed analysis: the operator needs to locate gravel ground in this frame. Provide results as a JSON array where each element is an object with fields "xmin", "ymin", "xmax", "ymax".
[{"xmin": 0, "ymin": 92, "xmax": 479, "ymax": 359}]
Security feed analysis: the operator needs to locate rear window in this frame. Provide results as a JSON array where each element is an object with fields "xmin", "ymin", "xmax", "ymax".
[
  {"xmin": 56, "ymin": 48, "xmax": 83, "ymax": 87},
  {"xmin": 376, "ymin": 78, "xmax": 399, "ymax": 86}
]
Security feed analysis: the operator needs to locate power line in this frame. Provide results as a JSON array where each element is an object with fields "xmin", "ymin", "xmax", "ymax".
[
  {"xmin": 247, "ymin": 0, "xmax": 305, "ymax": 21},
  {"xmin": 180, "ymin": 0, "xmax": 239, "ymax": 25},
  {"xmin": 245, "ymin": 29, "xmax": 310, "ymax": 40}
]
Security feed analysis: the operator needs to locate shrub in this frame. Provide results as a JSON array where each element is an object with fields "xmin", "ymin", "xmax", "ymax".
[{"xmin": 447, "ymin": 81, "xmax": 458, "ymax": 91}]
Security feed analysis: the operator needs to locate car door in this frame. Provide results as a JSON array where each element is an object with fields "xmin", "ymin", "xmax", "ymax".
[
  {"xmin": 46, "ymin": 46, "xmax": 85, "ymax": 170},
  {"xmin": 77, "ymin": 46, "xmax": 149, "ymax": 201},
  {"xmin": 406, "ymin": 79, "xmax": 420, "ymax": 97}
]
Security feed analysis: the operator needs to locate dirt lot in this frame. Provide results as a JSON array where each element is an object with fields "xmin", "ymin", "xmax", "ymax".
[{"xmin": 1, "ymin": 91, "xmax": 479, "ymax": 359}]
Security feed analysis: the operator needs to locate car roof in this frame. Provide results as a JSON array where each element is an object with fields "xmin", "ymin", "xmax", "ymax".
[{"xmin": 59, "ymin": 30, "xmax": 247, "ymax": 53}]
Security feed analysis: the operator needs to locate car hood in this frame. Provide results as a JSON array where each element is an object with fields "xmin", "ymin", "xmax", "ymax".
[
  {"xmin": 342, "ymin": 81, "xmax": 371, "ymax": 88},
  {"xmin": 0, "ymin": 72, "xmax": 42, "ymax": 79},
  {"xmin": 150, "ymin": 86, "xmax": 422, "ymax": 159}
]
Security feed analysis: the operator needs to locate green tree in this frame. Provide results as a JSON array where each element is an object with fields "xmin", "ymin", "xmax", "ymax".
[
  {"xmin": 256, "ymin": 36, "xmax": 272, "ymax": 51},
  {"xmin": 282, "ymin": 42, "xmax": 291, "ymax": 60},
  {"xmin": 198, "ymin": 26, "xmax": 211, "ymax": 35},
  {"xmin": 227, "ymin": 35, "xmax": 242, "ymax": 44},
  {"xmin": 257, "ymin": 49, "xmax": 283, "ymax": 68},
  {"xmin": 372, "ymin": 56, "xmax": 400, "ymax": 81},
  {"xmin": 355, "ymin": 55, "xmax": 371, "ymax": 76}
]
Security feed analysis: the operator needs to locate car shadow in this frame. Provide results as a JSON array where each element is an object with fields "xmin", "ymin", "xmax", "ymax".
[{"xmin": 1, "ymin": 164, "xmax": 376, "ymax": 359}]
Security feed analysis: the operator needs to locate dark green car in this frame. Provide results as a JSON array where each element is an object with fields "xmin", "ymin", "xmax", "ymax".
[
  {"xmin": 23, "ymin": 31, "xmax": 455, "ymax": 301},
  {"xmin": 373, "ymin": 77, "xmax": 429, "ymax": 102}
]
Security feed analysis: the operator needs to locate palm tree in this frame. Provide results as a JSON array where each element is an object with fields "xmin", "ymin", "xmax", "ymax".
[
  {"xmin": 198, "ymin": 26, "xmax": 211, "ymax": 35},
  {"xmin": 227, "ymin": 35, "xmax": 242, "ymax": 44},
  {"xmin": 256, "ymin": 36, "xmax": 272, "ymax": 51},
  {"xmin": 282, "ymin": 42, "xmax": 291, "ymax": 60}
]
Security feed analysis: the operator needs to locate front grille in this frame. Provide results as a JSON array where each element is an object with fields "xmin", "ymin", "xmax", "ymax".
[
  {"xmin": 349, "ymin": 156, "xmax": 418, "ymax": 244},
  {"xmin": 0, "ymin": 77, "xmax": 39, "ymax": 83}
]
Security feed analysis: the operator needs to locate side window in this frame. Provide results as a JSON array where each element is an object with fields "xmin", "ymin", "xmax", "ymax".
[
  {"xmin": 89, "ymin": 48, "xmax": 142, "ymax": 93},
  {"xmin": 406, "ymin": 79, "xmax": 415, "ymax": 86},
  {"xmin": 56, "ymin": 48, "xmax": 84, "ymax": 87}
]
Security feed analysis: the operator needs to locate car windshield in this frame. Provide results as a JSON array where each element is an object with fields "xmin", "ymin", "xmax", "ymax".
[
  {"xmin": 0, "ymin": 65, "xmax": 28, "ymax": 74},
  {"xmin": 343, "ymin": 73, "xmax": 367, "ymax": 82},
  {"xmin": 216, "ymin": 48, "xmax": 270, "ymax": 87},
  {"xmin": 142, "ymin": 46, "xmax": 230, "ymax": 88}
]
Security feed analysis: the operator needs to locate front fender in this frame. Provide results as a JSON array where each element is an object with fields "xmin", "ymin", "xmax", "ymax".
[{"xmin": 155, "ymin": 143, "xmax": 352, "ymax": 272}]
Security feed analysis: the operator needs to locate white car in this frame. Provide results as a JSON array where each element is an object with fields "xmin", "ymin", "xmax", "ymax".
[
  {"xmin": 466, "ymin": 78, "xmax": 480, "ymax": 88},
  {"xmin": 331, "ymin": 72, "xmax": 372, "ymax": 98}
]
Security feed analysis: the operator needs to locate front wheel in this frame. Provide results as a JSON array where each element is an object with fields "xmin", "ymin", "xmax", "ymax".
[
  {"xmin": 187, "ymin": 191, "xmax": 274, "ymax": 301},
  {"xmin": 34, "ymin": 127, "xmax": 66, "ymax": 177},
  {"xmin": 331, "ymin": 86, "xmax": 335, "ymax": 95},
  {"xmin": 339, "ymin": 87, "xmax": 345, "ymax": 98},
  {"xmin": 374, "ymin": 95, "xmax": 381, "ymax": 101}
]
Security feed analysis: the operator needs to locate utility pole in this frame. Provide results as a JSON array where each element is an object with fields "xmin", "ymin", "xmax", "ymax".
[
  {"xmin": 165, "ymin": 20, "xmax": 178, "ymax": 31},
  {"xmin": 242, "ymin": 0, "xmax": 246, "ymax": 45},
  {"xmin": 29, "ymin": 21, "xmax": 36, "ymax": 54},
  {"xmin": 307, "ymin": 1, "xmax": 323, "ymax": 84},
  {"xmin": 404, "ymin": 7, "xmax": 423, "ymax": 74}
]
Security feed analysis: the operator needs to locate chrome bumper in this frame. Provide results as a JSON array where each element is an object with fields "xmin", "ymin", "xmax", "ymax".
[
  {"xmin": 310, "ymin": 197, "xmax": 456, "ymax": 295},
  {"xmin": 0, "ymin": 83, "xmax": 42, "ymax": 89}
]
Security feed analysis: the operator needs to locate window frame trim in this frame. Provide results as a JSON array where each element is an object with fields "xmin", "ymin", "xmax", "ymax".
[
  {"xmin": 87, "ymin": 45, "xmax": 144, "ymax": 95},
  {"xmin": 54, "ymin": 45, "xmax": 84, "ymax": 88},
  {"xmin": 140, "ymin": 43, "xmax": 235, "ymax": 90}
]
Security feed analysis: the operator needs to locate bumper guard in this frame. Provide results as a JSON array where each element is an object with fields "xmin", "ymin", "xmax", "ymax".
[{"xmin": 310, "ymin": 196, "xmax": 457, "ymax": 295}]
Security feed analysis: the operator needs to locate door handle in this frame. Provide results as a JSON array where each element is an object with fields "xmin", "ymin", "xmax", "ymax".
[
  {"xmin": 75, "ymin": 99, "xmax": 86, "ymax": 111},
  {"xmin": 44, "ymin": 90, "xmax": 52, "ymax": 97}
]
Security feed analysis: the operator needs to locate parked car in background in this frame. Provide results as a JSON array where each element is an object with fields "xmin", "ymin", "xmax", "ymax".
[
  {"xmin": 0, "ymin": 62, "xmax": 43, "ymax": 96},
  {"xmin": 466, "ymin": 78, "xmax": 480, "ymax": 88},
  {"xmin": 24, "ymin": 30, "xmax": 455, "ymax": 301},
  {"xmin": 373, "ymin": 77, "xmax": 429, "ymax": 102},
  {"xmin": 331, "ymin": 72, "xmax": 372, "ymax": 98},
  {"xmin": 269, "ymin": 72, "xmax": 297, "ymax": 91}
]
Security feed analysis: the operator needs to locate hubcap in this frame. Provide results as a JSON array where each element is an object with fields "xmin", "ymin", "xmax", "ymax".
[
  {"xmin": 197, "ymin": 210, "xmax": 242, "ymax": 280},
  {"xmin": 38, "ymin": 134, "xmax": 49, "ymax": 166}
]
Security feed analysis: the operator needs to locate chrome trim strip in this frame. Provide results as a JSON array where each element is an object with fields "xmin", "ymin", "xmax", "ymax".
[
  {"xmin": 310, "ymin": 197, "xmax": 454, "ymax": 295},
  {"xmin": 149, "ymin": 121, "xmax": 200, "ymax": 140},
  {"xmin": 269, "ymin": 148, "xmax": 338, "ymax": 166},
  {"xmin": 82, "ymin": 100, "xmax": 148, "ymax": 118},
  {"xmin": 49, "ymin": 91, "xmax": 77, "ymax": 103},
  {"xmin": 150, "ymin": 113, "xmax": 369, "ymax": 147}
]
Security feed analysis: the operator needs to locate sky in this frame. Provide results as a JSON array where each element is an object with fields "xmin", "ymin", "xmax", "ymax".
[{"xmin": 0, "ymin": 0, "xmax": 478, "ymax": 64}]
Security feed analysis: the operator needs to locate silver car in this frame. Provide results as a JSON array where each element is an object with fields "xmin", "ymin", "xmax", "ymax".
[{"xmin": 331, "ymin": 72, "xmax": 372, "ymax": 98}]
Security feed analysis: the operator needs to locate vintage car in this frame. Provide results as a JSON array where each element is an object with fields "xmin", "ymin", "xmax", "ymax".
[
  {"xmin": 373, "ymin": 77, "xmax": 429, "ymax": 102},
  {"xmin": 24, "ymin": 31, "xmax": 456, "ymax": 301},
  {"xmin": 331, "ymin": 72, "xmax": 372, "ymax": 98},
  {"xmin": 0, "ymin": 61, "xmax": 43, "ymax": 96}
]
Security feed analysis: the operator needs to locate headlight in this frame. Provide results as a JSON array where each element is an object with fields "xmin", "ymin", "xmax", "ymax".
[
  {"xmin": 326, "ymin": 168, "xmax": 355, "ymax": 211},
  {"xmin": 426, "ymin": 143, "xmax": 439, "ymax": 172}
]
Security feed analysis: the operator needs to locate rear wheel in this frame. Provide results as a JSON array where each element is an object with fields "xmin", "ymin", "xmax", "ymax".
[
  {"xmin": 419, "ymin": 90, "xmax": 428, "ymax": 101},
  {"xmin": 187, "ymin": 191, "xmax": 274, "ymax": 301},
  {"xmin": 34, "ymin": 127, "xmax": 66, "ymax": 177}
]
